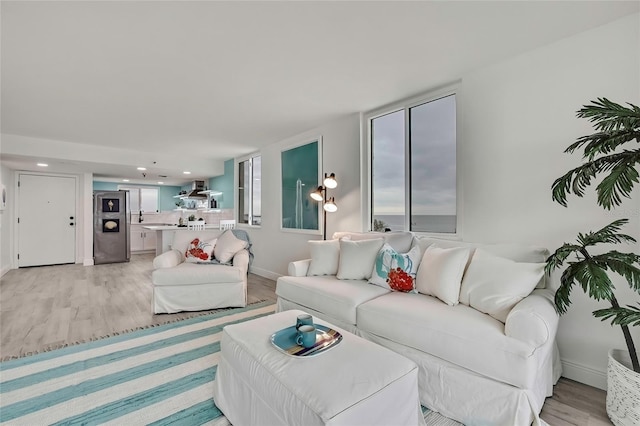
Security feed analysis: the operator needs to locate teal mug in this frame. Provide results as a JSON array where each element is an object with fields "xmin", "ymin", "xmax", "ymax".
[
  {"xmin": 296, "ymin": 314, "xmax": 313, "ymax": 330},
  {"xmin": 296, "ymin": 325, "xmax": 316, "ymax": 348}
]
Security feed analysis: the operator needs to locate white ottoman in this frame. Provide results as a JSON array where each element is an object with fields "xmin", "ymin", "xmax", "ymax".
[{"xmin": 213, "ymin": 309, "xmax": 426, "ymax": 426}]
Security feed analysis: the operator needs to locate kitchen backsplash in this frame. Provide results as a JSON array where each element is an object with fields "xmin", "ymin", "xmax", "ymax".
[{"xmin": 139, "ymin": 209, "xmax": 234, "ymax": 225}]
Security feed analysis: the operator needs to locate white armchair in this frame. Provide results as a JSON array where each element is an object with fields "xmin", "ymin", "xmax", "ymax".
[{"xmin": 151, "ymin": 230, "xmax": 250, "ymax": 314}]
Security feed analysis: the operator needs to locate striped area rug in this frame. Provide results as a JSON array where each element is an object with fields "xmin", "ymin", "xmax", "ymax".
[{"xmin": 0, "ymin": 301, "xmax": 459, "ymax": 425}]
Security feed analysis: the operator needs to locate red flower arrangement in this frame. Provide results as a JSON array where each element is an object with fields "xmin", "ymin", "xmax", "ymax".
[{"xmin": 386, "ymin": 267, "xmax": 414, "ymax": 292}]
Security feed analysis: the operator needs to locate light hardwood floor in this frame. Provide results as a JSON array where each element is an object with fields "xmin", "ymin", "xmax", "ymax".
[{"xmin": 0, "ymin": 253, "xmax": 610, "ymax": 425}]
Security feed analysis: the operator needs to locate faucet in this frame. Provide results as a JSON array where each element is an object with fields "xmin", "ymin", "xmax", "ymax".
[{"xmin": 138, "ymin": 210, "xmax": 143, "ymax": 223}]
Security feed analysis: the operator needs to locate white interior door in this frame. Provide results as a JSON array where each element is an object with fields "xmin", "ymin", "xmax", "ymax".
[{"xmin": 18, "ymin": 174, "xmax": 77, "ymax": 267}]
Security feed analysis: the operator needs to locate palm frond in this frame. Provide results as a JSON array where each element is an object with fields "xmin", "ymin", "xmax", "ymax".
[
  {"xmin": 576, "ymin": 219, "xmax": 635, "ymax": 247},
  {"xmin": 594, "ymin": 304, "xmax": 640, "ymax": 327},
  {"xmin": 573, "ymin": 260, "xmax": 614, "ymax": 301},
  {"xmin": 551, "ymin": 163, "xmax": 597, "ymax": 206},
  {"xmin": 591, "ymin": 251, "xmax": 640, "ymax": 291},
  {"xmin": 595, "ymin": 150, "xmax": 640, "ymax": 209},
  {"xmin": 565, "ymin": 129, "xmax": 640, "ymax": 160},
  {"xmin": 551, "ymin": 150, "xmax": 640, "ymax": 209},
  {"xmin": 545, "ymin": 243, "xmax": 583, "ymax": 274},
  {"xmin": 577, "ymin": 98, "xmax": 640, "ymax": 133}
]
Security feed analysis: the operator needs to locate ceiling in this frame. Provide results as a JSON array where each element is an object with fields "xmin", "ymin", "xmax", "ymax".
[{"xmin": 2, "ymin": 1, "xmax": 638, "ymax": 185}]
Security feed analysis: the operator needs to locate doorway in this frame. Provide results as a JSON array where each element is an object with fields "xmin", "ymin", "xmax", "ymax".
[{"xmin": 17, "ymin": 173, "xmax": 77, "ymax": 267}]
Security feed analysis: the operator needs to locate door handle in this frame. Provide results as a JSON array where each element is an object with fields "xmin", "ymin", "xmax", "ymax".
[
  {"xmin": 70, "ymin": 222, "xmax": 74, "ymax": 226},
  {"xmin": 70, "ymin": 216, "xmax": 74, "ymax": 220}
]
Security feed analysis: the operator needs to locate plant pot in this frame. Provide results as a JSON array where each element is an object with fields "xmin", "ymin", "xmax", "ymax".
[{"xmin": 607, "ymin": 349, "xmax": 640, "ymax": 425}]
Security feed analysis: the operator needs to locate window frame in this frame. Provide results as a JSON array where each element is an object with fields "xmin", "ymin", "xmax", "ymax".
[
  {"xmin": 236, "ymin": 153, "xmax": 261, "ymax": 227},
  {"xmin": 362, "ymin": 82, "xmax": 463, "ymax": 237},
  {"xmin": 117, "ymin": 185, "xmax": 160, "ymax": 214}
]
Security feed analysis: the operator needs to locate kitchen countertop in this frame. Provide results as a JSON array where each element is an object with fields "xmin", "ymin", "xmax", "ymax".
[{"xmin": 142, "ymin": 224, "xmax": 221, "ymax": 230}]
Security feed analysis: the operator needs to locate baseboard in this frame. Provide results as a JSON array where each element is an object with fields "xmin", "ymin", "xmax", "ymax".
[
  {"xmin": 561, "ymin": 358, "xmax": 607, "ymax": 390},
  {"xmin": 1, "ymin": 265, "xmax": 11, "ymax": 278},
  {"xmin": 249, "ymin": 266, "xmax": 281, "ymax": 281},
  {"xmin": 83, "ymin": 258, "xmax": 94, "ymax": 266}
]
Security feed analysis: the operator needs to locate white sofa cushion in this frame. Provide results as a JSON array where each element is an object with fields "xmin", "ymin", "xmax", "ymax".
[
  {"xmin": 413, "ymin": 237, "xmax": 549, "ymax": 288},
  {"xmin": 307, "ymin": 239, "xmax": 340, "ymax": 276},
  {"xmin": 356, "ymin": 291, "xmax": 542, "ymax": 389},
  {"xmin": 276, "ymin": 275, "xmax": 389, "ymax": 325},
  {"xmin": 214, "ymin": 230, "xmax": 248, "ymax": 264},
  {"xmin": 415, "ymin": 246, "xmax": 470, "ymax": 306},
  {"xmin": 369, "ymin": 243, "xmax": 421, "ymax": 292},
  {"xmin": 333, "ymin": 231, "xmax": 414, "ymax": 253},
  {"xmin": 337, "ymin": 238, "xmax": 384, "ymax": 280},
  {"xmin": 152, "ymin": 262, "xmax": 244, "ymax": 286},
  {"xmin": 459, "ymin": 249, "xmax": 544, "ymax": 323}
]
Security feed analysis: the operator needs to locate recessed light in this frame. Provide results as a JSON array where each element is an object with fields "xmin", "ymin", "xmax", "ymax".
[
  {"xmin": 157, "ymin": 181, "xmax": 164, "ymax": 185},
  {"xmin": 37, "ymin": 163, "xmax": 48, "ymax": 167},
  {"xmin": 122, "ymin": 179, "xmax": 130, "ymax": 182},
  {"xmin": 137, "ymin": 167, "xmax": 147, "ymax": 171},
  {"xmin": 183, "ymin": 171, "xmax": 191, "ymax": 175}
]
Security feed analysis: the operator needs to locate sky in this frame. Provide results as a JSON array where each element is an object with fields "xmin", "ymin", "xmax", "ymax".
[{"xmin": 372, "ymin": 94, "xmax": 456, "ymax": 216}]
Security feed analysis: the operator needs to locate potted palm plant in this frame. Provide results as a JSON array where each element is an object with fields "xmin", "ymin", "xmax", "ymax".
[{"xmin": 545, "ymin": 98, "xmax": 640, "ymax": 425}]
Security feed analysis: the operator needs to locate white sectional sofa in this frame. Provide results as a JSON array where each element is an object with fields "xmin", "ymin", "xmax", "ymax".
[{"xmin": 276, "ymin": 231, "xmax": 562, "ymax": 426}]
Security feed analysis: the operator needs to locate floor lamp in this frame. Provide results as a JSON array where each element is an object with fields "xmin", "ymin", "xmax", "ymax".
[{"xmin": 310, "ymin": 173, "xmax": 337, "ymax": 240}]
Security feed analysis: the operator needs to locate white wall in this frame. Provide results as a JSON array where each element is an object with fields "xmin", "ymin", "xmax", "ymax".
[
  {"xmin": 458, "ymin": 14, "xmax": 639, "ymax": 389},
  {"xmin": 0, "ymin": 164, "xmax": 15, "ymax": 276},
  {"xmin": 252, "ymin": 13, "xmax": 639, "ymax": 390},
  {"xmin": 247, "ymin": 114, "xmax": 361, "ymax": 279}
]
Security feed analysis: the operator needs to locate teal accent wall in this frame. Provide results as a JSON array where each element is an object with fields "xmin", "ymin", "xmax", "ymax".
[
  {"xmin": 93, "ymin": 181, "xmax": 182, "ymax": 212},
  {"xmin": 209, "ymin": 159, "xmax": 234, "ymax": 209}
]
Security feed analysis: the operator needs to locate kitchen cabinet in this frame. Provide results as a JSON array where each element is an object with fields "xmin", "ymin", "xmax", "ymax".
[{"xmin": 131, "ymin": 224, "xmax": 157, "ymax": 252}]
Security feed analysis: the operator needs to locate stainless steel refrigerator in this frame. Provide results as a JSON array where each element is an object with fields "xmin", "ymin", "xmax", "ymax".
[{"xmin": 94, "ymin": 190, "xmax": 131, "ymax": 264}]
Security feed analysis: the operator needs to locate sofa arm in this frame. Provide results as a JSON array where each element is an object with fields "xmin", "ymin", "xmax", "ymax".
[
  {"xmin": 505, "ymin": 289, "xmax": 559, "ymax": 348},
  {"xmin": 288, "ymin": 259, "xmax": 311, "ymax": 277},
  {"xmin": 233, "ymin": 249, "xmax": 250, "ymax": 275},
  {"xmin": 153, "ymin": 249, "xmax": 183, "ymax": 269}
]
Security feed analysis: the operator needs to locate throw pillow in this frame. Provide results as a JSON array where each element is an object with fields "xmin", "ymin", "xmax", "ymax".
[
  {"xmin": 415, "ymin": 246, "xmax": 470, "ymax": 305},
  {"xmin": 185, "ymin": 238, "xmax": 217, "ymax": 263},
  {"xmin": 336, "ymin": 238, "xmax": 384, "ymax": 280},
  {"xmin": 213, "ymin": 230, "xmax": 248, "ymax": 264},
  {"xmin": 307, "ymin": 239, "xmax": 340, "ymax": 276},
  {"xmin": 369, "ymin": 243, "xmax": 421, "ymax": 292},
  {"xmin": 459, "ymin": 249, "xmax": 545, "ymax": 322}
]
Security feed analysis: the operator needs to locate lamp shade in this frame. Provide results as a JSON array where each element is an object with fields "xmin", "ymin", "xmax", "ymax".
[
  {"xmin": 323, "ymin": 197, "xmax": 338, "ymax": 212},
  {"xmin": 310, "ymin": 186, "xmax": 324, "ymax": 201},
  {"xmin": 323, "ymin": 173, "xmax": 337, "ymax": 189}
]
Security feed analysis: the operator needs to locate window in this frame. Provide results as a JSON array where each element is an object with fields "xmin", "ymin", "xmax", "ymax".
[
  {"xmin": 238, "ymin": 155, "xmax": 261, "ymax": 225},
  {"xmin": 118, "ymin": 185, "xmax": 159, "ymax": 213},
  {"xmin": 369, "ymin": 92, "xmax": 457, "ymax": 233}
]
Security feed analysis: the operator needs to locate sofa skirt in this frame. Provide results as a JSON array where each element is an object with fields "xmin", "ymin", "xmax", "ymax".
[
  {"xmin": 360, "ymin": 330, "xmax": 559, "ymax": 426},
  {"xmin": 153, "ymin": 282, "xmax": 246, "ymax": 314}
]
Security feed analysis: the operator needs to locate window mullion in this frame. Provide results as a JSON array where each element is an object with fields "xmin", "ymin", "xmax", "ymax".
[{"xmin": 404, "ymin": 107, "xmax": 411, "ymax": 232}]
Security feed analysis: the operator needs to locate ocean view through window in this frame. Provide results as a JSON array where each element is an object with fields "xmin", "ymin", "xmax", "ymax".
[{"xmin": 370, "ymin": 92, "xmax": 457, "ymax": 233}]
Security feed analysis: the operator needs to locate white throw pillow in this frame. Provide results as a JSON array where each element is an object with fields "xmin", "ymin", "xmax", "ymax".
[
  {"xmin": 307, "ymin": 239, "xmax": 340, "ymax": 276},
  {"xmin": 213, "ymin": 230, "xmax": 248, "ymax": 264},
  {"xmin": 184, "ymin": 238, "xmax": 217, "ymax": 263},
  {"xmin": 459, "ymin": 249, "xmax": 545, "ymax": 322},
  {"xmin": 369, "ymin": 243, "xmax": 421, "ymax": 292},
  {"xmin": 415, "ymin": 246, "xmax": 470, "ymax": 306},
  {"xmin": 337, "ymin": 238, "xmax": 384, "ymax": 280}
]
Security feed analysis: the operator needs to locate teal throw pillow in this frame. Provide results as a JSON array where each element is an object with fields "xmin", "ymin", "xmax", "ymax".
[{"xmin": 369, "ymin": 243, "xmax": 421, "ymax": 292}]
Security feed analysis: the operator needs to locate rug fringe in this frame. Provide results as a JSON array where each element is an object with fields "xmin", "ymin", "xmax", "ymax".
[{"xmin": 1, "ymin": 300, "xmax": 270, "ymax": 362}]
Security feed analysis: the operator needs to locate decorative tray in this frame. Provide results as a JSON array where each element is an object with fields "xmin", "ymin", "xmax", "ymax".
[{"xmin": 270, "ymin": 324, "xmax": 343, "ymax": 357}]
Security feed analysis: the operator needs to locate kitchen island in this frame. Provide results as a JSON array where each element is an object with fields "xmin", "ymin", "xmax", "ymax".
[{"xmin": 143, "ymin": 223, "xmax": 222, "ymax": 256}]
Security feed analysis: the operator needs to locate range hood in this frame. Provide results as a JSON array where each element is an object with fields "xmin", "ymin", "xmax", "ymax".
[{"xmin": 184, "ymin": 180, "xmax": 207, "ymax": 199}]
